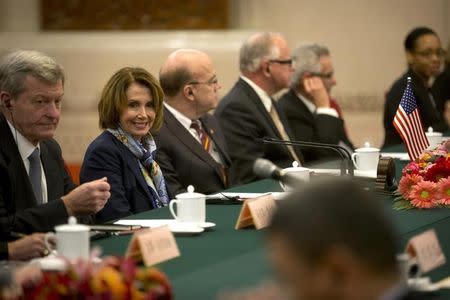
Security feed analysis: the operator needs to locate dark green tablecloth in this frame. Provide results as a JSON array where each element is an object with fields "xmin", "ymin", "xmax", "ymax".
[{"xmin": 93, "ymin": 176, "xmax": 450, "ymax": 299}]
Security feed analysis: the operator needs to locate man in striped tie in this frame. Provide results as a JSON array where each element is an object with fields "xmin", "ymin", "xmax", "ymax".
[{"xmin": 154, "ymin": 49, "xmax": 231, "ymax": 196}]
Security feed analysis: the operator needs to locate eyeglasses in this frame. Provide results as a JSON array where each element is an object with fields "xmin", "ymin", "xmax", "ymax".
[
  {"xmin": 189, "ymin": 76, "xmax": 219, "ymax": 87},
  {"xmin": 414, "ymin": 48, "xmax": 447, "ymax": 59},
  {"xmin": 309, "ymin": 72, "xmax": 334, "ymax": 79},
  {"xmin": 268, "ymin": 59, "xmax": 293, "ymax": 65}
]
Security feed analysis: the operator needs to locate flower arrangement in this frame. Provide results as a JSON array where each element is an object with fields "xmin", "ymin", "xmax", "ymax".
[
  {"xmin": 21, "ymin": 256, "xmax": 173, "ymax": 299},
  {"xmin": 394, "ymin": 140, "xmax": 450, "ymax": 210}
]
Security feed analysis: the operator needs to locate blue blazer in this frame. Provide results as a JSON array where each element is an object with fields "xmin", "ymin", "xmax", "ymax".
[{"xmin": 80, "ymin": 131, "xmax": 162, "ymax": 223}]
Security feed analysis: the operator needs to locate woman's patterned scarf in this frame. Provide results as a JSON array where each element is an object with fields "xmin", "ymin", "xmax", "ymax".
[{"xmin": 107, "ymin": 127, "xmax": 169, "ymax": 208}]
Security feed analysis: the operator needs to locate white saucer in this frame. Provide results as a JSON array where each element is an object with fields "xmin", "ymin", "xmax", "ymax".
[
  {"xmin": 198, "ymin": 222, "xmax": 216, "ymax": 229},
  {"xmin": 168, "ymin": 222, "xmax": 204, "ymax": 235}
]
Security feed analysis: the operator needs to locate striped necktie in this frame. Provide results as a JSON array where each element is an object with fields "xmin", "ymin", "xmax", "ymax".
[{"xmin": 191, "ymin": 120, "xmax": 211, "ymax": 152}]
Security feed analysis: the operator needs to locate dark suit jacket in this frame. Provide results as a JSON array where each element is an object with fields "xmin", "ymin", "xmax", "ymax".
[
  {"xmin": 214, "ymin": 78, "xmax": 304, "ymax": 185},
  {"xmin": 432, "ymin": 64, "xmax": 450, "ymax": 106},
  {"xmin": 0, "ymin": 114, "xmax": 75, "ymax": 259},
  {"xmin": 398, "ymin": 289, "xmax": 442, "ymax": 300},
  {"xmin": 80, "ymin": 131, "xmax": 161, "ymax": 224},
  {"xmin": 383, "ymin": 69, "xmax": 448, "ymax": 148},
  {"xmin": 278, "ymin": 89, "xmax": 354, "ymax": 163},
  {"xmin": 154, "ymin": 108, "xmax": 231, "ymax": 196}
]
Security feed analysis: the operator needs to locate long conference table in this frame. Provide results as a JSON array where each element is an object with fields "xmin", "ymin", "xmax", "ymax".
[{"xmin": 93, "ymin": 158, "xmax": 450, "ymax": 299}]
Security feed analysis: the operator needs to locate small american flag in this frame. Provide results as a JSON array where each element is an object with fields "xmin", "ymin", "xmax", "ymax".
[{"xmin": 393, "ymin": 77, "xmax": 429, "ymax": 160}]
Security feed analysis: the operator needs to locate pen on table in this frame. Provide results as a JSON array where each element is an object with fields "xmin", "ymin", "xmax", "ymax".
[{"xmin": 110, "ymin": 228, "xmax": 148, "ymax": 236}]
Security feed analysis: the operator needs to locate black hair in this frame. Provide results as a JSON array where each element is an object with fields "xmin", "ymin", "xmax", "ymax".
[{"xmin": 404, "ymin": 27, "xmax": 437, "ymax": 52}]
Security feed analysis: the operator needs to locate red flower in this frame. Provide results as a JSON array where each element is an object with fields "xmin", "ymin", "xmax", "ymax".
[
  {"xmin": 410, "ymin": 181, "xmax": 438, "ymax": 209},
  {"xmin": 402, "ymin": 161, "xmax": 421, "ymax": 176},
  {"xmin": 21, "ymin": 256, "xmax": 173, "ymax": 299},
  {"xmin": 423, "ymin": 158, "xmax": 450, "ymax": 182}
]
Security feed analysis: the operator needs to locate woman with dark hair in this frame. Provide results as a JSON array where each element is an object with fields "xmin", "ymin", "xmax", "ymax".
[
  {"xmin": 383, "ymin": 27, "xmax": 448, "ymax": 148},
  {"xmin": 80, "ymin": 67, "xmax": 169, "ymax": 223}
]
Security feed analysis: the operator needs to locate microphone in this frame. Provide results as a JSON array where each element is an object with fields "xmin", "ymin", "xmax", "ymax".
[
  {"xmin": 253, "ymin": 158, "xmax": 299, "ymax": 186},
  {"xmin": 262, "ymin": 137, "xmax": 354, "ymax": 177}
]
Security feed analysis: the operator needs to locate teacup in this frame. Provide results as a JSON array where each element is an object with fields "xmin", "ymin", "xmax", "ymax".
[
  {"xmin": 280, "ymin": 161, "xmax": 310, "ymax": 191},
  {"xmin": 44, "ymin": 216, "xmax": 90, "ymax": 260},
  {"xmin": 426, "ymin": 127, "xmax": 442, "ymax": 149},
  {"xmin": 351, "ymin": 144, "xmax": 380, "ymax": 171},
  {"xmin": 169, "ymin": 185, "xmax": 205, "ymax": 224}
]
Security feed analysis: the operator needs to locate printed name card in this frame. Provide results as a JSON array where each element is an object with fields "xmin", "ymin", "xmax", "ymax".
[
  {"xmin": 125, "ymin": 226, "xmax": 180, "ymax": 266},
  {"xmin": 406, "ymin": 229, "xmax": 446, "ymax": 273},
  {"xmin": 235, "ymin": 194, "xmax": 277, "ymax": 230}
]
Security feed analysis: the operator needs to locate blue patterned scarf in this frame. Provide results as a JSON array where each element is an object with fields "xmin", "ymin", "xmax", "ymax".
[{"xmin": 107, "ymin": 127, "xmax": 169, "ymax": 208}]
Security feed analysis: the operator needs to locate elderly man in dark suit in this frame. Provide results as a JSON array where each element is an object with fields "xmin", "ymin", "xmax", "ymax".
[
  {"xmin": 0, "ymin": 50, "xmax": 110, "ymax": 260},
  {"xmin": 214, "ymin": 32, "xmax": 303, "ymax": 185},
  {"xmin": 278, "ymin": 43, "xmax": 354, "ymax": 163},
  {"xmin": 155, "ymin": 49, "xmax": 231, "ymax": 195}
]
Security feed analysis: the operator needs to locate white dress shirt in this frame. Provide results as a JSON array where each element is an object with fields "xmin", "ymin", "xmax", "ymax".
[
  {"xmin": 240, "ymin": 75, "xmax": 273, "ymax": 113},
  {"xmin": 7, "ymin": 120, "xmax": 48, "ymax": 203},
  {"xmin": 295, "ymin": 91, "xmax": 339, "ymax": 118}
]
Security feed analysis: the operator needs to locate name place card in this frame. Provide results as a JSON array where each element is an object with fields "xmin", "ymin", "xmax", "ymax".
[
  {"xmin": 125, "ymin": 226, "xmax": 180, "ymax": 266},
  {"xmin": 235, "ymin": 194, "xmax": 277, "ymax": 230},
  {"xmin": 406, "ymin": 229, "xmax": 446, "ymax": 273}
]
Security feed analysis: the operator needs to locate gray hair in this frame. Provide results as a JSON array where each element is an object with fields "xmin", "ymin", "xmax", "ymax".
[
  {"xmin": 290, "ymin": 43, "xmax": 330, "ymax": 89},
  {"xmin": 239, "ymin": 32, "xmax": 280, "ymax": 72},
  {"xmin": 0, "ymin": 50, "xmax": 65, "ymax": 98}
]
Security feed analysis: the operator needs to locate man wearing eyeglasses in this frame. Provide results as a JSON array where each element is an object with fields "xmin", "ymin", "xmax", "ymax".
[
  {"xmin": 154, "ymin": 49, "xmax": 231, "ymax": 195},
  {"xmin": 214, "ymin": 32, "xmax": 304, "ymax": 185},
  {"xmin": 383, "ymin": 27, "xmax": 448, "ymax": 148},
  {"xmin": 278, "ymin": 43, "xmax": 354, "ymax": 163}
]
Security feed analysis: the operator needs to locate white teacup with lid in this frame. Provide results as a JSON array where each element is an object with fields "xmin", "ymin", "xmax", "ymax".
[
  {"xmin": 44, "ymin": 216, "xmax": 90, "ymax": 260},
  {"xmin": 426, "ymin": 127, "xmax": 442, "ymax": 149},
  {"xmin": 169, "ymin": 185, "xmax": 205, "ymax": 224},
  {"xmin": 280, "ymin": 161, "xmax": 310, "ymax": 191},
  {"xmin": 351, "ymin": 142, "xmax": 380, "ymax": 171}
]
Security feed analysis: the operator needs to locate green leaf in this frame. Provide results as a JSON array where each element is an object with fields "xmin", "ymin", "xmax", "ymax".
[
  {"xmin": 394, "ymin": 195, "xmax": 405, "ymax": 201},
  {"xmin": 393, "ymin": 190, "xmax": 402, "ymax": 197},
  {"xmin": 392, "ymin": 200, "xmax": 414, "ymax": 210}
]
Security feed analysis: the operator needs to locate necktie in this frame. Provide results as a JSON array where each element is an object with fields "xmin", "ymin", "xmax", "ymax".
[
  {"xmin": 191, "ymin": 120, "xmax": 211, "ymax": 152},
  {"xmin": 269, "ymin": 101, "xmax": 301, "ymax": 163},
  {"xmin": 190, "ymin": 120, "xmax": 227, "ymax": 185},
  {"xmin": 28, "ymin": 147, "xmax": 43, "ymax": 204}
]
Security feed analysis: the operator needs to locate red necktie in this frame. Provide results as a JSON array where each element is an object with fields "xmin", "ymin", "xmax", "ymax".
[{"xmin": 190, "ymin": 120, "xmax": 211, "ymax": 152}]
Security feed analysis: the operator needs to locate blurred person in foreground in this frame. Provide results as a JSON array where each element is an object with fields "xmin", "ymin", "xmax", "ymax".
[
  {"xmin": 155, "ymin": 49, "xmax": 231, "ymax": 195},
  {"xmin": 279, "ymin": 43, "xmax": 353, "ymax": 163},
  {"xmin": 266, "ymin": 178, "xmax": 439, "ymax": 300},
  {"xmin": 0, "ymin": 50, "xmax": 110, "ymax": 260},
  {"xmin": 383, "ymin": 27, "xmax": 448, "ymax": 148},
  {"xmin": 80, "ymin": 67, "xmax": 170, "ymax": 223}
]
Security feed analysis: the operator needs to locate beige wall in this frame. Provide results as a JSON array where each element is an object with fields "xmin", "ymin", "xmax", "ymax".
[{"xmin": 0, "ymin": 0, "xmax": 449, "ymax": 162}]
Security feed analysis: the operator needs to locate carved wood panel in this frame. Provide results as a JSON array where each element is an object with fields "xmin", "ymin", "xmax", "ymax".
[{"xmin": 41, "ymin": 0, "xmax": 229, "ymax": 30}]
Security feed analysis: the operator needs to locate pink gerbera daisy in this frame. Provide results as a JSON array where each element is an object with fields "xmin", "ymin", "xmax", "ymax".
[
  {"xmin": 398, "ymin": 174, "xmax": 422, "ymax": 199},
  {"xmin": 436, "ymin": 177, "xmax": 450, "ymax": 205},
  {"xmin": 410, "ymin": 181, "xmax": 438, "ymax": 209}
]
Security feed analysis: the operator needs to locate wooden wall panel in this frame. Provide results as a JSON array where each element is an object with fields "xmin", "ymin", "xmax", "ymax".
[{"xmin": 41, "ymin": 0, "xmax": 228, "ymax": 30}]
